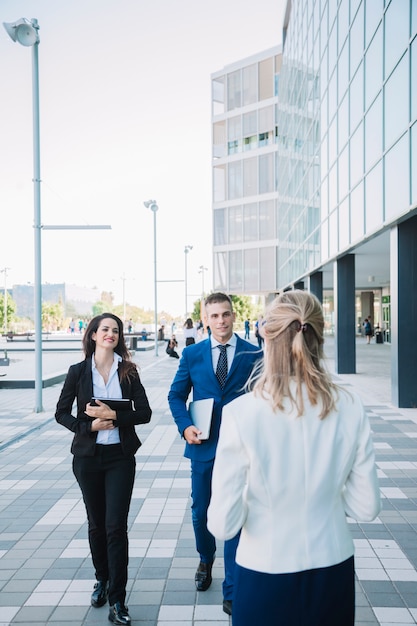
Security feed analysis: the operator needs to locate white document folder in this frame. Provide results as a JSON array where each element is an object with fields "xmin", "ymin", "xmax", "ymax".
[{"xmin": 188, "ymin": 398, "xmax": 214, "ymax": 440}]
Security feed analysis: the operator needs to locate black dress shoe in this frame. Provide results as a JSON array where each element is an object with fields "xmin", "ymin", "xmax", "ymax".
[
  {"xmin": 194, "ymin": 560, "xmax": 213, "ymax": 591},
  {"xmin": 91, "ymin": 580, "xmax": 108, "ymax": 608},
  {"xmin": 108, "ymin": 601, "xmax": 131, "ymax": 625},
  {"xmin": 223, "ymin": 599, "xmax": 232, "ymax": 615}
]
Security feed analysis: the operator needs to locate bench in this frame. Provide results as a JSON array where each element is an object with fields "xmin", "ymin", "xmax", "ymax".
[{"xmin": 4, "ymin": 332, "xmax": 34, "ymax": 342}]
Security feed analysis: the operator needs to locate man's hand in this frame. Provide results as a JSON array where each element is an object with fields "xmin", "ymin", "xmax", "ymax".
[{"xmin": 183, "ymin": 425, "xmax": 203, "ymax": 444}]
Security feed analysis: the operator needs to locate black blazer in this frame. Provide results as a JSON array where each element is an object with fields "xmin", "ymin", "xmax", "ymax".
[{"xmin": 55, "ymin": 357, "xmax": 152, "ymax": 457}]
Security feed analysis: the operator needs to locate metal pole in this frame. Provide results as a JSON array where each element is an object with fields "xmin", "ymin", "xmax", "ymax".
[
  {"xmin": 184, "ymin": 250, "xmax": 188, "ymax": 318},
  {"xmin": 122, "ymin": 273, "xmax": 126, "ymax": 325},
  {"xmin": 32, "ymin": 26, "xmax": 43, "ymax": 412},
  {"xmin": 1, "ymin": 268, "xmax": 10, "ymax": 335},
  {"xmin": 153, "ymin": 209, "xmax": 158, "ymax": 356}
]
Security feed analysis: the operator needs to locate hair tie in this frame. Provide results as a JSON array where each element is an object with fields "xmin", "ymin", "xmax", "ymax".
[{"xmin": 297, "ymin": 322, "xmax": 308, "ymax": 333}]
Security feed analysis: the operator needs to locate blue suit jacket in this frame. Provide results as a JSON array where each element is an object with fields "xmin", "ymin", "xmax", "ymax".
[{"xmin": 168, "ymin": 334, "xmax": 262, "ymax": 462}]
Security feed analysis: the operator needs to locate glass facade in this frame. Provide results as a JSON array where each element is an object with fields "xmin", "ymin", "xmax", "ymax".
[
  {"xmin": 276, "ymin": 0, "xmax": 417, "ymax": 289},
  {"xmin": 211, "ymin": 47, "xmax": 281, "ymax": 294}
]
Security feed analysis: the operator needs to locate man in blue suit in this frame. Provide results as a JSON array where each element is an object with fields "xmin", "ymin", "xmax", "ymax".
[{"xmin": 168, "ymin": 293, "xmax": 261, "ymax": 616}]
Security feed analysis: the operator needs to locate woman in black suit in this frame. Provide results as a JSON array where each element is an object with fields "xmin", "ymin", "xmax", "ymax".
[{"xmin": 56, "ymin": 313, "xmax": 151, "ymax": 625}]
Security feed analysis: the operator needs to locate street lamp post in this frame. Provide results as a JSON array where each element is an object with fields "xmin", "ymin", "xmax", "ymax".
[
  {"xmin": 0, "ymin": 268, "xmax": 11, "ymax": 336},
  {"xmin": 144, "ymin": 200, "xmax": 159, "ymax": 356},
  {"xmin": 3, "ymin": 18, "xmax": 43, "ymax": 411},
  {"xmin": 184, "ymin": 245, "xmax": 193, "ymax": 318},
  {"xmin": 198, "ymin": 265, "xmax": 208, "ymax": 298}
]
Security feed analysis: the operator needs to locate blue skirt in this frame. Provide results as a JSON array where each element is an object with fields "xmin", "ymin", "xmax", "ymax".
[{"xmin": 232, "ymin": 556, "xmax": 354, "ymax": 626}]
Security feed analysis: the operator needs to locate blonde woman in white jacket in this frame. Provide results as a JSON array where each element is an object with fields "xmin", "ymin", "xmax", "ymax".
[{"xmin": 207, "ymin": 290, "xmax": 381, "ymax": 626}]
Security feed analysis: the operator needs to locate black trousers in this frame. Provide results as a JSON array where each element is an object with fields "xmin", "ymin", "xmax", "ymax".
[{"xmin": 73, "ymin": 444, "xmax": 136, "ymax": 605}]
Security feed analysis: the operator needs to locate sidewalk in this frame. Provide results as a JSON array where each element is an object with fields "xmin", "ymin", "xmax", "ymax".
[{"xmin": 0, "ymin": 335, "xmax": 416, "ymax": 625}]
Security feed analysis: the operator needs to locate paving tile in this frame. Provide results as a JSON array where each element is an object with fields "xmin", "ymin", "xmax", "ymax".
[{"xmin": 0, "ymin": 339, "xmax": 416, "ymax": 624}]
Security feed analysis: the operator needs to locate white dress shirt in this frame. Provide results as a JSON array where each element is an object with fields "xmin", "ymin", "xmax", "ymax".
[
  {"xmin": 207, "ymin": 383, "xmax": 381, "ymax": 574},
  {"xmin": 210, "ymin": 333, "xmax": 237, "ymax": 375},
  {"xmin": 92, "ymin": 353, "xmax": 122, "ymax": 445}
]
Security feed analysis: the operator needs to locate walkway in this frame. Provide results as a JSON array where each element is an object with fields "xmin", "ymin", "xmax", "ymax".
[{"xmin": 0, "ymin": 334, "xmax": 416, "ymax": 625}]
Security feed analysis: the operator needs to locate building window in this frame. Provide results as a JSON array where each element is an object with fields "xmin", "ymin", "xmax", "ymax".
[
  {"xmin": 243, "ymin": 63, "xmax": 257, "ymax": 105},
  {"xmin": 243, "ymin": 202, "xmax": 258, "ymax": 241},
  {"xmin": 229, "ymin": 250, "xmax": 243, "ymax": 291},
  {"xmin": 213, "ymin": 164, "xmax": 226, "ymax": 202},
  {"xmin": 227, "ymin": 116, "xmax": 241, "ymax": 155},
  {"xmin": 259, "ymin": 57, "xmax": 274, "ymax": 100},
  {"xmin": 260, "ymin": 247, "xmax": 276, "ymax": 291},
  {"xmin": 259, "ymin": 153, "xmax": 274, "ymax": 193},
  {"xmin": 384, "ymin": 53, "xmax": 409, "ymax": 150},
  {"xmin": 365, "ymin": 161, "xmax": 383, "ymax": 234},
  {"xmin": 214, "ymin": 252, "xmax": 227, "ymax": 291},
  {"xmin": 213, "ymin": 120, "xmax": 226, "ymax": 158},
  {"xmin": 244, "ymin": 248, "xmax": 258, "ymax": 291},
  {"xmin": 229, "ymin": 205, "xmax": 243, "ymax": 243},
  {"xmin": 227, "ymin": 70, "xmax": 241, "ymax": 111},
  {"xmin": 213, "ymin": 208, "xmax": 226, "ymax": 245},
  {"xmin": 212, "ymin": 76, "xmax": 225, "ymax": 116},
  {"xmin": 228, "ymin": 161, "xmax": 242, "ymax": 200},
  {"xmin": 243, "ymin": 158, "xmax": 257, "ymax": 197},
  {"xmin": 384, "ymin": 134, "xmax": 409, "ymax": 222},
  {"xmin": 259, "ymin": 199, "xmax": 275, "ymax": 240}
]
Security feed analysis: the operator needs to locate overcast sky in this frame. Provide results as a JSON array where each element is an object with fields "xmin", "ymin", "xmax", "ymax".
[{"xmin": 0, "ymin": 0, "xmax": 285, "ymax": 317}]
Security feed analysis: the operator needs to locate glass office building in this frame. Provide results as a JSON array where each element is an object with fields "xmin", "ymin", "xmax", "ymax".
[
  {"xmin": 211, "ymin": 2, "xmax": 417, "ymax": 407},
  {"xmin": 211, "ymin": 47, "xmax": 282, "ymax": 296},
  {"xmin": 278, "ymin": 0, "xmax": 417, "ymax": 407}
]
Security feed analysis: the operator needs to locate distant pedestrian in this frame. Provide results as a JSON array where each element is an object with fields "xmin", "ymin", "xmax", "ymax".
[
  {"xmin": 184, "ymin": 318, "xmax": 197, "ymax": 346},
  {"xmin": 166, "ymin": 334, "xmax": 179, "ymax": 359},
  {"xmin": 244, "ymin": 319, "xmax": 250, "ymax": 340},
  {"xmin": 363, "ymin": 318, "xmax": 372, "ymax": 344},
  {"xmin": 254, "ymin": 317, "xmax": 264, "ymax": 348},
  {"xmin": 69, "ymin": 319, "xmax": 75, "ymax": 334},
  {"xmin": 78, "ymin": 319, "xmax": 84, "ymax": 333}
]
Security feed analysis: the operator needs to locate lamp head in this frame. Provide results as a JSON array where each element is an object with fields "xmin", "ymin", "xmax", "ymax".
[
  {"xmin": 144, "ymin": 199, "xmax": 158, "ymax": 212},
  {"xmin": 184, "ymin": 245, "xmax": 193, "ymax": 254},
  {"xmin": 3, "ymin": 18, "xmax": 39, "ymax": 46}
]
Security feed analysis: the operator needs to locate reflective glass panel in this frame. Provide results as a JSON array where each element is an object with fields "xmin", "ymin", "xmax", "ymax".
[
  {"xmin": 243, "ymin": 202, "xmax": 258, "ymax": 241},
  {"xmin": 365, "ymin": 161, "xmax": 383, "ymax": 233},
  {"xmin": 229, "ymin": 250, "xmax": 243, "ymax": 291},
  {"xmin": 384, "ymin": 53, "xmax": 409, "ymax": 150},
  {"xmin": 228, "ymin": 205, "xmax": 243, "ymax": 243},
  {"xmin": 350, "ymin": 181, "xmax": 364, "ymax": 243},
  {"xmin": 384, "ymin": 0, "xmax": 409, "ymax": 79},
  {"xmin": 260, "ymin": 247, "xmax": 276, "ymax": 291},
  {"xmin": 242, "ymin": 63, "xmax": 257, "ymax": 106},
  {"xmin": 244, "ymin": 248, "xmax": 258, "ymax": 291},
  {"xmin": 384, "ymin": 134, "xmax": 409, "ymax": 221},
  {"xmin": 365, "ymin": 92, "xmax": 382, "ymax": 171}
]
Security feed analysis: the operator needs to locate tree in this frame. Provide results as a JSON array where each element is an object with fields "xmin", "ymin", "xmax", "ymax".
[
  {"xmin": 0, "ymin": 292, "xmax": 16, "ymax": 332},
  {"xmin": 92, "ymin": 301, "xmax": 107, "ymax": 317},
  {"xmin": 42, "ymin": 301, "xmax": 64, "ymax": 331},
  {"xmin": 230, "ymin": 295, "xmax": 254, "ymax": 326},
  {"xmin": 192, "ymin": 294, "xmax": 260, "ymax": 329}
]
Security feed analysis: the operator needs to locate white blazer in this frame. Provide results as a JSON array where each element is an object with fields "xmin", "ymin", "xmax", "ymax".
[{"xmin": 207, "ymin": 384, "xmax": 381, "ymax": 574}]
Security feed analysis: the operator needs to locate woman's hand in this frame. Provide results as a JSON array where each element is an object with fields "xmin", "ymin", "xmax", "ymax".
[
  {"xmin": 90, "ymin": 418, "xmax": 115, "ymax": 432},
  {"xmin": 85, "ymin": 399, "xmax": 117, "ymax": 421}
]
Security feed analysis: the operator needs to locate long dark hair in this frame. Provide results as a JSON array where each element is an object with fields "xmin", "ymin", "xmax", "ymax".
[{"xmin": 83, "ymin": 312, "xmax": 138, "ymax": 383}]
